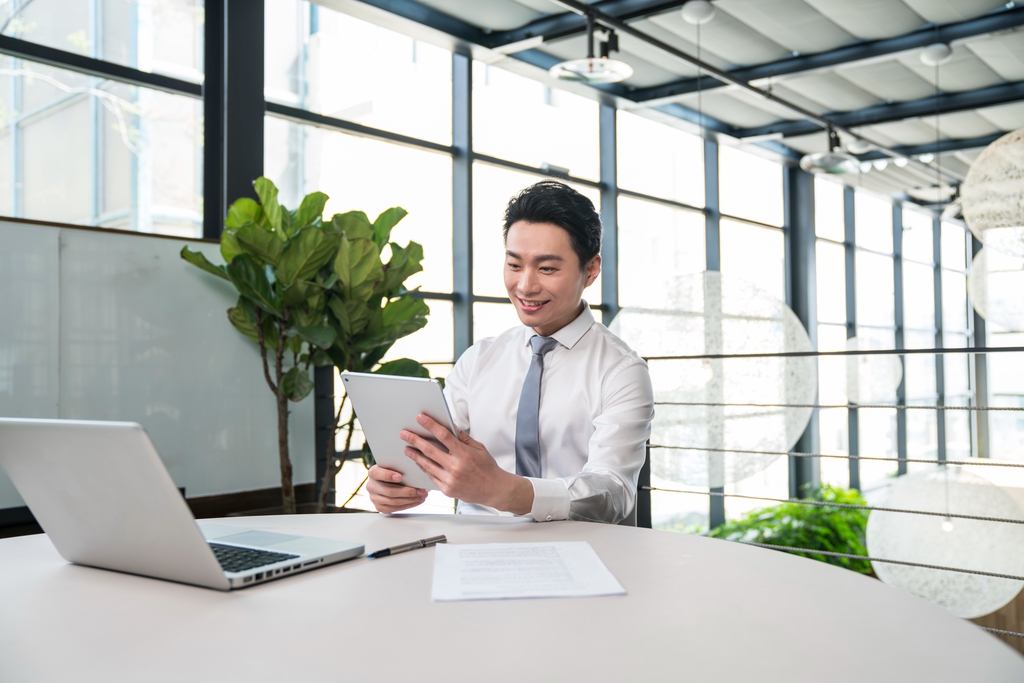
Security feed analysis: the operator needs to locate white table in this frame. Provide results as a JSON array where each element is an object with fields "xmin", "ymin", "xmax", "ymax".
[{"xmin": 1, "ymin": 513, "xmax": 1022, "ymax": 682}]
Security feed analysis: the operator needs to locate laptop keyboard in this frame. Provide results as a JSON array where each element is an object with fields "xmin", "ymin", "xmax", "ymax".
[{"xmin": 209, "ymin": 543, "xmax": 299, "ymax": 574}]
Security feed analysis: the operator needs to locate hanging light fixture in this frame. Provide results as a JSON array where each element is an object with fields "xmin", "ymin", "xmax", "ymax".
[
  {"xmin": 799, "ymin": 127, "xmax": 860, "ymax": 175},
  {"xmin": 550, "ymin": 13, "xmax": 633, "ymax": 84},
  {"xmin": 682, "ymin": 0, "xmax": 716, "ymax": 25},
  {"xmin": 960, "ymin": 127, "xmax": 1024, "ymax": 258}
]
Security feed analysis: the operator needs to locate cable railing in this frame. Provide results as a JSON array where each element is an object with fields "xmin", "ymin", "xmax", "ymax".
[{"xmin": 644, "ymin": 345, "xmax": 1024, "ymax": 643}]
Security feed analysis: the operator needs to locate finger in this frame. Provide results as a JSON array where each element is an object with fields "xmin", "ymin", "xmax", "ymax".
[
  {"xmin": 400, "ymin": 431, "xmax": 451, "ymax": 466},
  {"xmin": 415, "ymin": 414, "xmax": 460, "ymax": 450},
  {"xmin": 406, "ymin": 447, "xmax": 447, "ymax": 488},
  {"xmin": 375, "ymin": 498, "xmax": 425, "ymax": 514},
  {"xmin": 367, "ymin": 478, "xmax": 426, "ymax": 500},
  {"xmin": 368, "ymin": 465, "xmax": 404, "ymax": 484}
]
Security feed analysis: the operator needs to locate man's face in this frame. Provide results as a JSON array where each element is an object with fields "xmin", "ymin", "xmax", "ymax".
[{"xmin": 504, "ymin": 220, "xmax": 601, "ymax": 337}]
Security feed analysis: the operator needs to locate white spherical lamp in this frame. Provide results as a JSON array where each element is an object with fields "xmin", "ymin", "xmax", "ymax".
[
  {"xmin": 961, "ymin": 128, "xmax": 1024, "ymax": 258},
  {"xmin": 682, "ymin": 0, "xmax": 716, "ymax": 25}
]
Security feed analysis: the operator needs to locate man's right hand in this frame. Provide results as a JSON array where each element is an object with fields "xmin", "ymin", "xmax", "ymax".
[{"xmin": 366, "ymin": 465, "xmax": 428, "ymax": 514}]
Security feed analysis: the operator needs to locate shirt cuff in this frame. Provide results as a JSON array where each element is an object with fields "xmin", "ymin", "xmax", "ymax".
[{"xmin": 527, "ymin": 477, "xmax": 571, "ymax": 522}]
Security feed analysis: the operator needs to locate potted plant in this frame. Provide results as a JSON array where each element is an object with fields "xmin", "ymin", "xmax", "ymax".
[{"xmin": 180, "ymin": 178, "xmax": 429, "ymax": 514}]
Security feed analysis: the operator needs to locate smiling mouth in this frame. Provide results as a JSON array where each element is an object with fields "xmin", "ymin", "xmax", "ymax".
[{"xmin": 517, "ymin": 298, "xmax": 550, "ymax": 312}]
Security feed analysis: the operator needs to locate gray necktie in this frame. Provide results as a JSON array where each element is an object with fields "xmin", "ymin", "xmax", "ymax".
[{"xmin": 516, "ymin": 335, "xmax": 560, "ymax": 478}]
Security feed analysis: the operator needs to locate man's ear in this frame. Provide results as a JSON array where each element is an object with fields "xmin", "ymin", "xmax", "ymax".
[{"xmin": 584, "ymin": 254, "xmax": 601, "ymax": 287}]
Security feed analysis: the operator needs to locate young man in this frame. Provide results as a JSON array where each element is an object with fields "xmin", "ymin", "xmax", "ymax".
[{"xmin": 366, "ymin": 181, "xmax": 654, "ymax": 524}]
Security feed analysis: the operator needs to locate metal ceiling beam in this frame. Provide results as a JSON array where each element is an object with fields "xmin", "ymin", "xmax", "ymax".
[
  {"xmin": 482, "ymin": 0, "xmax": 686, "ymax": 48},
  {"xmin": 857, "ymin": 133, "xmax": 1003, "ymax": 160},
  {"xmin": 735, "ymin": 80, "xmax": 1024, "ymax": 139},
  {"xmin": 630, "ymin": 5, "xmax": 1024, "ymax": 102},
  {"xmin": 349, "ymin": 0, "xmax": 489, "ymax": 44}
]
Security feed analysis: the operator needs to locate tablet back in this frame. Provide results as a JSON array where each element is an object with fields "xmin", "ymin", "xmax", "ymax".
[{"xmin": 341, "ymin": 372, "xmax": 457, "ymax": 491}]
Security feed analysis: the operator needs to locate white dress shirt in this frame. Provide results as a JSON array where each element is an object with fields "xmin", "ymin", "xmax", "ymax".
[{"xmin": 443, "ymin": 303, "xmax": 654, "ymax": 524}]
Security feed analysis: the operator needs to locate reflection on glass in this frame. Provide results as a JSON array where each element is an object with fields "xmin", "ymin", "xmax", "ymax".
[
  {"xmin": 902, "ymin": 207, "xmax": 934, "ymax": 264},
  {"xmin": 902, "ymin": 261, "xmax": 935, "ymax": 331},
  {"xmin": 473, "ymin": 302, "xmax": 522, "ymax": 342},
  {"xmin": 816, "ymin": 240, "xmax": 846, "ymax": 324},
  {"xmin": 472, "ymin": 162, "xmax": 601, "ymax": 302},
  {"xmin": 617, "ymin": 111, "xmax": 703, "ymax": 207},
  {"xmin": 1, "ymin": 0, "xmax": 204, "ymax": 82},
  {"xmin": 473, "ymin": 61, "xmax": 598, "ymax": 180},
  {"xmin": 618, "ymin": 196, "xmax": 704, "ymax": 309},
  {"xmin": 815, "ymin": 177, "xmax": 845, "ymax": 242},
  {"xmin": 855, "ymin": 191, "xmax": 893, "ymax": 253},
  {"xmin": 383, "ymin": 300, "xmax": 454, "ymax": 365},
  {"xmin": 265, "ymin": 0, "xmax": 452, "ymax": 144},
  {"xmin": 720, "ymin": 219, "xmax": 785, "ymax": 302},
  {"xmin": 264, "ymin": 116, "xmax": 453, "ymax": 293},
  {"xmin": 855, "ymin": 250, "xmax": 895, "ymax": 327},
  {"xmin": 718, "ymin": 145, "xmax": 783, "ymax": 227},
  {"xmin": 0, "ymin": 57, "xmax": 202, "ymax": 235}
]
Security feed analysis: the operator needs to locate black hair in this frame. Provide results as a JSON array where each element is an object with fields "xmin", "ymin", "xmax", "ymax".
[{"xmin": 502, "ymin": 180, "xmax": 602, "ymax": 269}]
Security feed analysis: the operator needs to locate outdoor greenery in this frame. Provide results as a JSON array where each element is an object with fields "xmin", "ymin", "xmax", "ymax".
[
  {"xmin": 706, "ymin": 484, "xmax": 872, "ymax": 574},
  {"xmin": 180, "ymin": 178, "xmax": 429, "ymax": 514}
]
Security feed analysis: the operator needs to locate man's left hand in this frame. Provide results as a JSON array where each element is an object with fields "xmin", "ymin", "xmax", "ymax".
[{"xmin": 400, "ymin": 415, "xmax": 533, "ymax": 515}]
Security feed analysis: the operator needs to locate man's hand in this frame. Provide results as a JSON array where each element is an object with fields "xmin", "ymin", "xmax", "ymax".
[
  {"xmin": 366, "ymin": 465, "xmax": 428, "ymax": 514},
  {"xmin": 401, "ymin": 414, "xmax": 534, "ymax": 515}
]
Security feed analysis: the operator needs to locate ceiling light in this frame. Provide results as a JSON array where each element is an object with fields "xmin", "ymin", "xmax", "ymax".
[
  {"xmin": 860, "ymin": 161, "xmax": 872, "ymax": 173},
  {"xmin": 961, "ymin": 128, "xmax": 1024, "ymax": 258},
  {"xmin": 918, "ymin": 153, "xmax": 935, "ymax": 163},
  {"xmin": 682, "ymin": 0, "xmax": 716, "ymax": 25},
  {"xmin": 920, "ymin": 43, "xmax": 953, "ymax": 66},
  {"xmin": 907, "ymin": 184, "xmax": 957, "ymax": 203},
  {"xmin": 873, "ymin": 159, "xmax": 889, "ymax": 171},
  {"xmin": 799, "ymin": 128, "xmax": 860, "ymax": 175},
  {"xmin": 846, "ymin": 138, "xmax": 873, "ymax": 154},
  {"xmin": 894, "ymin": 157, "xmax": 909, "ymax": 168},
  {"xmin": 550, "ymin": 14, "xmax": 633, "ymax": 84}
]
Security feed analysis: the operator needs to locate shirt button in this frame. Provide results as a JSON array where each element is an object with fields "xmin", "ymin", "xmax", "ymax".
[{"xmin": 546, "ymin": 515, "xmax": 553, "ymax": 521}]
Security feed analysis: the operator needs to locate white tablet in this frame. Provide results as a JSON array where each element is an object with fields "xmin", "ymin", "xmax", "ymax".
[{"xmin": 340, "ymin": 371, "xmax": 458, "ymax": 491}]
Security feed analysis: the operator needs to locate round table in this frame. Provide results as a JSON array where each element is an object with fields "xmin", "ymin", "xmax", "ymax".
[{"xmin": 1, "ymin": 513, "xmax": 1021, "ymax": 682}]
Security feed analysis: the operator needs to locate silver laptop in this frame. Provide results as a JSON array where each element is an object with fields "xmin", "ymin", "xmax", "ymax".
[{"xmin": 0, "ymin": 418, "xmax": 363, "ymax": 590}]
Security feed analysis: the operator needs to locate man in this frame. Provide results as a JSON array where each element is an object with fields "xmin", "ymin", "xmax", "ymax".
[{"xmin": 366, "ymin": 181, "xmax": 654, "ymax": 524}]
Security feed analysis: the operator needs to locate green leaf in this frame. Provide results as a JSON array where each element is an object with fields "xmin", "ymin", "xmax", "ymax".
[
  {"xmin": 380, "ymin": 240, "xmax": 424, "ymax": 293},
  {"xmin": 295, "ymin": 325, "xmax": 336, "ymax": 349},
  {"xmin": 286, "ymin": 334, "xmax": 303, "ymax": 355},
  {"xmin": 253, "ymin": 177, "xmax": 283, "ymax": 232},
  {"xmin": 374, "ymin": 358, "xmax": 429, "ymax": 378},
  {"xmin": 235, "ymin": 223, "xmax": 285, "ymax": 266},
  {"xmin": 294, "ymin": 191, "xmax": 329, "ymax": 231},
  {"xmin": 227, "ymin": 254, "xmax": 281, "ymax": 315},
  {"xmin": 310, "ymin": 348, "xmax": 333, "ymax": 367},
  {"xmin": 220, "ymin": 230, "xmax": 244, "ymax": 264},
  {"xmin": 372, "ymin": 207, "xmax": 408, "ymax": 248},
  {"xmin": 228, "ymin": 298, "xmax": 277, "ymax": 350},
  {"xmin": 278, "ymin": 280, "xmax": 316, "ymax": 308},
  {"xmin": 281, "ymin": 367, "xmax": 314, "ymax": 402},
  {"xmin": 334, "ymin": 237, "xmax": 383, "ymax": 302},
  {"xmin": 181, "ymin": 246, "xmax": 228, "ymax": 281},
  {"xmin": 361, "ymin": 441, "xmax": 375, "ymax": 470},
  {"xmin": 381, "ymin": 295, "xmax": 429, "ymax": 329},
  {"xmin": 328, "ymin": 297, "xmax": 371, "ymax": 337},
  {"xmin": 225, "ymin": 197, "xmax": 261, "ymax": 229},
  {"xmin": 328, "ymin": 211, "xmax": 373, "ymax": 241},
  {"xmin": 276, "ymin": 227, "xmax": 339, "ymax": 287}
]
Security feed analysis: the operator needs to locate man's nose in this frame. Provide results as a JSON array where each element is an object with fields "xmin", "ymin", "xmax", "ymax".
[{"xmin": 516, "ymin": 269, "xmax": 540, "ymax": 295}]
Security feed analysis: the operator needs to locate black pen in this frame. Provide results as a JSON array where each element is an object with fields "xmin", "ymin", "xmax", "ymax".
[{"xmin": 368, "ymin": 534, "xmax": 447, "ymax": 559}]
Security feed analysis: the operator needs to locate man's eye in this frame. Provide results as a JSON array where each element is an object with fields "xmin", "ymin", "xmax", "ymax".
[
  {"xmin": 540, "ymin": 267, "xmax": 556, "ymax": 273},
  {"xmin": 507, "ymin": 262, "xmax": 521, "ymax": 270}
]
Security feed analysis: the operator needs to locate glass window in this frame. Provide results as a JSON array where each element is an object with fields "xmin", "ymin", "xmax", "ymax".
[
  {"xmin": 818, "ymin": 324, "xmax": 849, "ymax": 489},
  {"xmin": 264, "ymin": 116, "xmax": 454, "ymax": 294},
  {"xmin": 617, "ymin": 196, "xmax": 704, "ymax": 309},
  {"xmin": 0, "ymin": 57, "xmax": 202, "ymax": 235},
  {"xmin": 718, "ymin": 145, "xmax": 783, "ymax": 227},
  {"xmin": 1, "ymin": 0, "xmax": 204, "ymax": 82},
  {"xmin": 943, "ymin": 333, "xmax": 971, "ymax": 396},
  {"xmin": 941, "ymin": 270, "xmax": 969, "ymax": 332},
  {"xmin": 719, "ymin": 219, "xmax": 785, "ymax": 302},
  {"xmin": 815, "ymin": 240, "xmax": 846, "ymax": 325},
  {"xmin": 941, "ymin": 221, "xmax": 968, "ymax": 271},
  {"xmin": 855, "ymin": 251, "xmax": 895, "ymax": 327},
  {"xmin": 384, "ymin": 300, "xmax": 454, "ymax": 365},
  {"xmin": 854, "ymin": 191, "xmax": 893, "ymax": 253},
  {"xmin": 265, "ymin": 1, "xmax": 452, "ymax": 145},
  {"xmin": 902, "ymin": 261, "xmax": 935, "ymax": 331},
  {"xmin": 814, "ymin": 177, "xmax": 845, "ymax": 242},
  {"xmin": 473, "ymin": 61, "xmax": 599, "ymax": 180},
  {"xmin": 473, "ymin": 302, "xmax": 521, "ymax": 342},
  {"xmin": 902, "ymin": 208, "xmax": 934, "ymax": 263},
  {"xmin": 472, "ymin": 162, "xmax": 601, "ymax": 302},
  {"xmin": 903, "ymin": 331, "xmax": 937, "ymax": 399},
  {"xmin": 616, "ymin": 111, "xmax": 703, "ymax": 207}
]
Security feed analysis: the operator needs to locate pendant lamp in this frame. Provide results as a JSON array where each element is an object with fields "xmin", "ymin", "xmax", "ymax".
[
  {"xmin": 799, "ymin": 128, "xmax": 860, "ymax": 175},
  {"xmin": 550, "ymin": 13, "xmax": 633, "ymax": 84}
]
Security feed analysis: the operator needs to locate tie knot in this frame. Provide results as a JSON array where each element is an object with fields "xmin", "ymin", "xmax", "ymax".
[{"xmin": 530, "ymin": 335, "xmax": 559, "ymax": 356}]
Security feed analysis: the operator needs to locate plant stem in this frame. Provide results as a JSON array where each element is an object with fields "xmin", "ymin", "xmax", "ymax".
[
  {"xmin": 316, "ymin": 391, "xmax": 356, "ymax": 512},
  {"xmin": 275, "ymin": 312, "xmax": 295, "ymax": 514},
  {"xmin": 337, "ymin": 474, "xmax": 369, "ymax": 509}
]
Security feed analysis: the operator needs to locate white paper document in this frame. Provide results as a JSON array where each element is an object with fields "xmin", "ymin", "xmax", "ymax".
[{"xmin": 431, "ymin": 542, "xmax": 626, "ymax": 602}]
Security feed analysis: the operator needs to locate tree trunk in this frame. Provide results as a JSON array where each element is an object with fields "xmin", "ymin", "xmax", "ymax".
[{"xmin": 277, "ymin": 384, "xmax": 296, "ymax": 514}]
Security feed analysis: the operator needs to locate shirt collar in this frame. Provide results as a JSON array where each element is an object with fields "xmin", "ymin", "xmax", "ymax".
[{"xmin": 522, "ymin": 301, "xmax": 595, "ymax": 351}]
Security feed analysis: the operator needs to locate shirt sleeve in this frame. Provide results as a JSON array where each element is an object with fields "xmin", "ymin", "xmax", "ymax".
[
  {"xmin": 527, "ymin": 359, "xmax": 654, "ymax": 524},
  {"xmin": 442, "ymin": 345, "xmax": 476, "ymax": 434}
]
